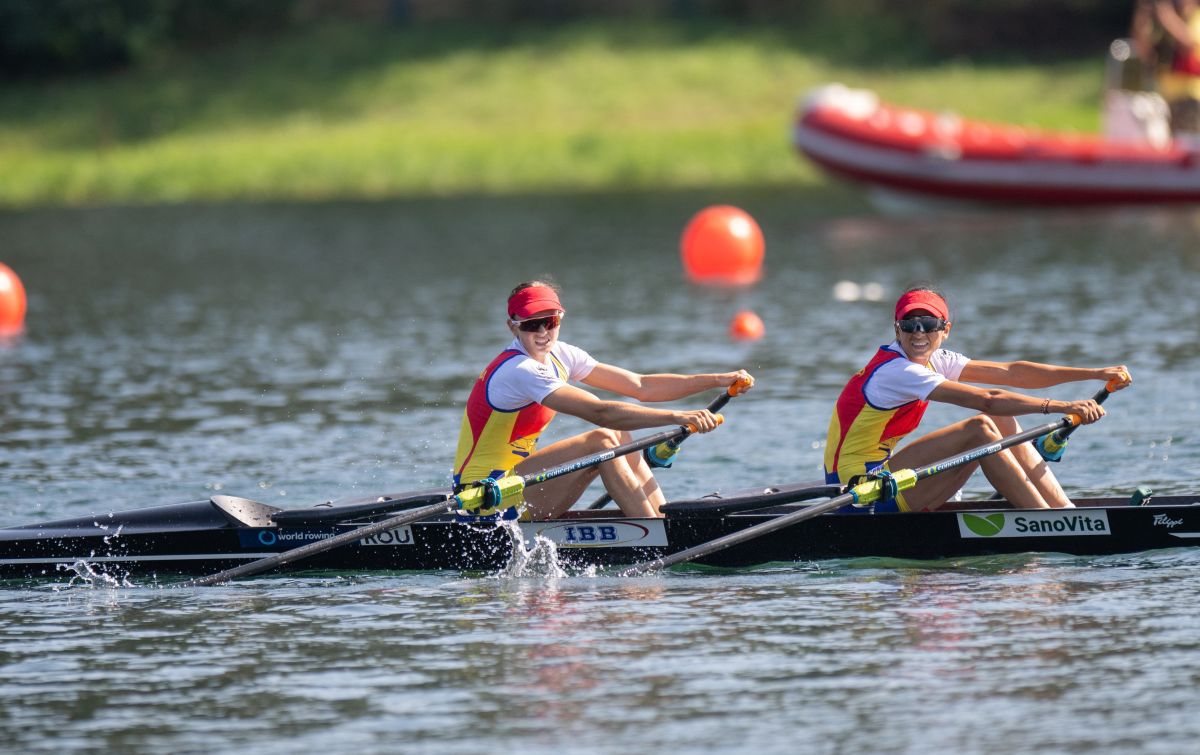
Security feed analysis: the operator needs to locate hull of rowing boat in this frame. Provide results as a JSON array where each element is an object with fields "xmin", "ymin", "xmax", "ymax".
[{"xmin": 2, "ymin": 494, "xmax": 1199, "ymax": 579}]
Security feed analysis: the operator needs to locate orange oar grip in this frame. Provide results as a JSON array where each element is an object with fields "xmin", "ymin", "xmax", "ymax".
[
  {"xmin": 1064, "ymin": 414, "xmax": 1083, "ymax": 427},
  {"xmin": 685, "ymin": 414, "xmax": 724, "ymax": 434},
  {"xmin": 728, "ymin": 377, "xmax": 753, "ymax": 396},
  {"xmin": 1105, "ymin": 372, "xmax": 1130, "ymax": 392}
]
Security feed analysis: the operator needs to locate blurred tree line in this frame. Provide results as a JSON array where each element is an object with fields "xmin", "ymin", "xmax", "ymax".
[{"xmin": 0, "ymin": 0, "xmax": 1136, "ymax": 77}]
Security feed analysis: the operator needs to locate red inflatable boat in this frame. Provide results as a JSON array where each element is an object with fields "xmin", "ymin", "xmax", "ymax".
[{"xmin": 793, "ymin": 83, "xmax": 1200, "ymax": 205}]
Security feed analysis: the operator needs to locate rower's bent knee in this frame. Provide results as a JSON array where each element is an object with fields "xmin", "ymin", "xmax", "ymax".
[
  {"xmin": 990, "ymin": 414, "xmax": 1020, "ymax": 434},
  {"xmin": 965, "ymin": 414, "xmax": 1003, "ymax": 443},
  {"xmin": 585, "ymin": 427, "xmax": 622, "ymax": 450}
]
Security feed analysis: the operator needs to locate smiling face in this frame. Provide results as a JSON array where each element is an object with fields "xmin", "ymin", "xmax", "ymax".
[
  {"xmin": 894, "ymin": 309, "xmax": 951, "ymax": 363},
  {"xmin": 508, "ymin": 309, "xmax": 563, "ymax": 361}
]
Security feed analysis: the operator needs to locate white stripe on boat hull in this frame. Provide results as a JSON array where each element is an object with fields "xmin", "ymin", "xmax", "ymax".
[{"xmin": 0, "ymin": 553, "xmax": 276, "ymax": 566}]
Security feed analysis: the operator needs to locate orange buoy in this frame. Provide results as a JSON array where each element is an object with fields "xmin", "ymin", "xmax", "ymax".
[
  {"xmin": 680, "ymin": 205, "xmax": 764, "ymax": 285},
  {"xmin": 0, "ymin": 263, "xmax": 26, "ymax": 335},
  {"xmin": 729, "ymin": 310, "xmax": 765, "ymax": 341}
]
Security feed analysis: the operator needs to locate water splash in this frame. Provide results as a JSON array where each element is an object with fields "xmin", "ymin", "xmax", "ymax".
[
  {"xmin": 54, "ymin": 558, "xmax": 135, "ymax": 589},
  {"xmin": 493, "ymin": 519, "xmax": 567, "ymax": 579}
]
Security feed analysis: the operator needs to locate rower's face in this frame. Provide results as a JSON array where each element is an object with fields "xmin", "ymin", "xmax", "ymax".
[
  {"xmin": 508, "ymin": 309, "xmax": 562, "ymax": 357},
  {"xmin": 895, "ymin": 309, "xmax": 951, "ymax": 362}
]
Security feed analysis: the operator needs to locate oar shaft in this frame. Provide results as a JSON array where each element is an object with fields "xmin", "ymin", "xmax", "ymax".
[
  {"xmin": 624, "ymin": 416, "xmax": 1073, "ymax": 575},
  {"xmin": 183, "ymin": 499, "xmax": 456, "ymax": 587},
  {"xmin": 912, "ymin": 418, "xmax": 1070, "ymax": 482},
  {"xmin": 522, "ymin": 423, "xmax": 704, "ymax": 487}
]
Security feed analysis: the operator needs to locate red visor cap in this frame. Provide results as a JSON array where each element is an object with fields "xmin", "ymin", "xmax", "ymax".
[
  {"xmin": 894, "ymin": 290, "xmax": 949, "ymax": 321},
  {"xmin": 508, "ymin": 285, "xmax": 565, "ymax": 320}
]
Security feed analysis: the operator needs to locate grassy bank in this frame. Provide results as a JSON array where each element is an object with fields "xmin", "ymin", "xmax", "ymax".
[{"xmin": 0, "ymin": 20, "xmax": 1107, "ymax": 207}]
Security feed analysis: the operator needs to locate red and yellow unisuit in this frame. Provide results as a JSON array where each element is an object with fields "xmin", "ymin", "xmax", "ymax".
[
  {"xmin": 453, "ymin": 348, "xmax": 568, "ymax": 489},
  {"xmin": 823, "ymin": 346, "xmax": 930, "ymax": 487}
]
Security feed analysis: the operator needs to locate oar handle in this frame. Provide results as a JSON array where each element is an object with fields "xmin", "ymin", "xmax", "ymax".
[
  {"xmin": 663, "ymin": 376, "xmax": 751, "ymax": 450},
  {"xmin": 1049, "ymin": 374, "xmax": 1128, "ymax": 444},
  {"xmin": 705, "ymin": 375, "xmax": 753, "ymax": 415},
  {"xmin": 683, "ymin": 414, "xmax": 724, "ymax": 435}
]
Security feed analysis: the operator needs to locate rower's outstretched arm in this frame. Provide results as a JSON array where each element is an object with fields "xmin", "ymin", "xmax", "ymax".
[
  {"xmin": 541, "ymin": 384, "xmax": 721, "ymax": 433},
  {"xmin": 582, "ymin": 363, "xmax": 753, "ymax": 403},
  {"xmin": 928, "ymin": 381, "xmax": 1108, "ymax": 424},
  {"xmin": 959, "ymin": 360, "xmax": 1131, "ymax": 390}
]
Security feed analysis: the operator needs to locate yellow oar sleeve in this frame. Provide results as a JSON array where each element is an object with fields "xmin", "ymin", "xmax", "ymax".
[{"xmin": 455, "ymin": 475, "xmax": 527, "ymax": 516}]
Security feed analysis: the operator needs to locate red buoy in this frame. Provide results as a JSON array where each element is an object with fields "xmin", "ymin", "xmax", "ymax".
[
  {"xmin": 680, "ymin": 205, "xmax": 764, "ymax": 286},
  {"xmin": 0, "ymin": 263, "xmax": 26, "ymax": 336},
  {"xmin": 729, "ymin": 310, "xmax": 765, "ymax": 341}
]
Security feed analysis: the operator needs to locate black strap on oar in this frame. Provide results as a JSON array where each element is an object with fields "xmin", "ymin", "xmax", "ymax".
[
  {"xmin": 622, "ymin": 415, "xmax": 1082, "ymax": 575},
  {"xmin": 586, "ymin": 377, "xmax": 753, "ymax": 510},
  {"xmin": 185, "ymin": 412, "xmax": 729, "ymax": 587},
  {"xmin": 1036, "ymin": 376, "xmax": 1125, "ymax": 462}
]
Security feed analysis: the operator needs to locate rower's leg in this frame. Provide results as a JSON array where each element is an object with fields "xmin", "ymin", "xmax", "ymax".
[
  {"xmin": 988, "ymin": 416, "xmax": 1074, "ymax": 508},
  {"xmin": 517, "ymin": 429, "xmax": 663, "ymax": 519},
  {"xmin": 885, "ymin": 418, "xmax": 987, "ymax": 511},
  {"xmin": 887, "ymin": 415, "xmax": 1052, "ymax": 510},
  {"xmin": 596, "ymin": 431, "xmax": 665, "ymax": 518}
]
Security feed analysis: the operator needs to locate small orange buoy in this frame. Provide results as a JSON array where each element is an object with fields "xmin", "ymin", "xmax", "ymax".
[
  {"xmin": 680, "ymin": 205, "xmax": 764, "ymax": 285},
  {"xmin": 0, "ymin": 263, "xmax": 26, "ymax": 336},
  {"xmin": 729, "ymin": 310, "xmax": 765, "ymax": 341}
]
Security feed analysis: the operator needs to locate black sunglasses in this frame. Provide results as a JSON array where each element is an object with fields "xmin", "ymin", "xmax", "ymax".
[
  {"xmin": 896, "ymin": 316, "xmax": 948, "ymax": 334},
  {"xmin": 515, "ymin": 314, "xmax": 562, "ymax": 332}
]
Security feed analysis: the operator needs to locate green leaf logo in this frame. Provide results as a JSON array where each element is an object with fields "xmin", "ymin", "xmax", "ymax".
[{"xmin": 962, "ymin": 513, "xmax": 1006, "ymax": 537}]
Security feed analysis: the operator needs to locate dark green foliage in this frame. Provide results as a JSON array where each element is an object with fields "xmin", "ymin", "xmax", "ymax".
[
  {"xmin": 0, "ymin": 0, "xmax": 1142, "ymax": 77},
  {"xmin": 0, "ymin": 0, "xmax": 298, "ymax": 76}
]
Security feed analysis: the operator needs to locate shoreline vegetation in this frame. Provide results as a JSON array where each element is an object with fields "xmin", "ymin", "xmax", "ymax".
[{"xmin": 0, "ymin": 19, "xmax": 1113, "ymax": 208}]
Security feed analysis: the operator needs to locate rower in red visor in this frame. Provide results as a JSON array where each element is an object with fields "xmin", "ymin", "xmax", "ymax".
[
  {"xmin": 823, "ymin": 286, "xmax": 1131, "ymax": 512},
  {"xmin": 454, "ymin": 279, "xmax": 754, "ymax": 520}
]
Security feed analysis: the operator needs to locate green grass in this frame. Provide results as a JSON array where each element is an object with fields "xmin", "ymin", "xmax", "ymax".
[{"xmin": 0, "ymin": 20, "xmax": 1107, "ymax": 207}]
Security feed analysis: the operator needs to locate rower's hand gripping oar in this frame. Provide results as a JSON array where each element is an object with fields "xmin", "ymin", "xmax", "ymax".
[
  {"xmin": 1035, "ymin": 374, "xmax": 1128, "ymax": 462},
  {"xmin": 644, "ymin": 376, "xmax": 754, "ymax": 468},
  {"xmin": 184, "ymin": 411, "xmax": 730, "ymax": 586},
  {"xmin": 585, "ymin": 376, "xmax": 752, "ymax": 510},
  {"xmin": 622, "ymin": 411, "xmax": 1099, "ymax": 576}
]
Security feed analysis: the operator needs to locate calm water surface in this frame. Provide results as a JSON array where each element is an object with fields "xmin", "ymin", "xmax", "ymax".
[{"xmin": 1, "ymin": 194, "xmax": 1199, "ymax": 753}]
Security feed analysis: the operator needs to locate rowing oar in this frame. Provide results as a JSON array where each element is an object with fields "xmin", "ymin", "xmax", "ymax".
[
  {"xmin": 586, "ymin": 376, "xmax": 753, "ymax": 510},
  {"xmin": 1036, "ymin": 375, "xmax": 1127, "ymax": 461},
  {"xmin": 622, "ymin": 413, "xmax": 1092, "ymax": 576},
  {"xmin": 184, "ymin": 409, "xmax": 732, "ymax": 587}
]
